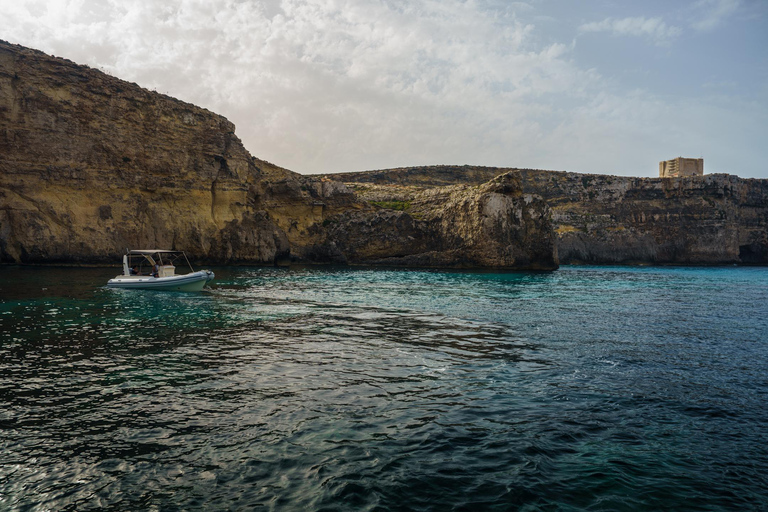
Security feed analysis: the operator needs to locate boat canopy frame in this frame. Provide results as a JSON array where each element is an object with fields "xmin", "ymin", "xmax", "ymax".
[{"xmin": 122, "ymin": 249, "xmax": 196, "ymax": 276}]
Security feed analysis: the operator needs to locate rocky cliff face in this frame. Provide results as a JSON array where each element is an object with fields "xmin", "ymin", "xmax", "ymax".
[
  {"xmin": 5, "ymin": 37, "xmax": 759, "ymax": 270},
  {"xmin": 0, "ymin": 40, "xmax": 297, "ymax": 264},
  {"xmin": 0, "ymin": 42, "xmax": 557, "ymax": 270},
  {"xmin": 324, "ymin": 165, "xmax": 768, "ymax": 265},
  {"xmin": 518, "ymin": 170, "xmax": 768, "ymax": 265},
  {"xmin": 321, "ymin": 172, "xmax": 557, "ymax": 269}
]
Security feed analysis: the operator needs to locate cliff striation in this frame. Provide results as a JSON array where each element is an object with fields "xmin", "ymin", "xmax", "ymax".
[
  {"xmin": 0, "ymin": 42, "xmax": 557, "ymax": 269},
  {"xmin": 320, "ymin": 172, "xmax": 557, "ymax": 269},
  {"xmin": 0, "ymin": 40, "xmax": 295, "ymax": 264},
  {"xmin": 322, "ymin": 165, "xmax": 768, "ymax": 265},
  {"xmin": 518, "ymin": 170, "xmax": 768, "ymax": 265},
  {"xmin": 9, "ymin": 39, "xmax": 754, "ymax": 269}
]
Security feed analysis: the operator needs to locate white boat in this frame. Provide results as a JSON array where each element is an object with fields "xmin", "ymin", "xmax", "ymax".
[{"xmin": 107, "ymin": 249, "xmax": 214, "ymax": 292}]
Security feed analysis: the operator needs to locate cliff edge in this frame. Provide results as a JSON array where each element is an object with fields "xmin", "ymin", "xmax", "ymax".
[
  {"xmin": 321, "ymin": 165, "xmax": 768, "ymax": 265},
  {"xmin": 0, "ymin": 40, "xmax": 294, "ymax": 264},
  {"xmin": 0, "ymin": 42, "xmax": 557, "ymax": 269}
]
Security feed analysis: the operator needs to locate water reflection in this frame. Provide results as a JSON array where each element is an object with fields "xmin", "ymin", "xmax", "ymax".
[{"xmin": 1, "ymin": 265, "xmax": 768, "ymax": 510}]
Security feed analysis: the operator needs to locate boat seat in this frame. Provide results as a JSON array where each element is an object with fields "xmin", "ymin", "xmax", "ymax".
[{"xmin": 158, "ymin": 265, "xmax": 175, "ymax": 277}]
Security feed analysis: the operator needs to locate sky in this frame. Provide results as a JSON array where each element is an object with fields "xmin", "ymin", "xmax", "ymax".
[{"xmin": 1, "ymin": 0, "xmax": 766, "ymax": 177}]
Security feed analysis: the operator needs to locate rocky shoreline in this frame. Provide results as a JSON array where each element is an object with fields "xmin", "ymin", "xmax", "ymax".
[
  {"xmin": 2, "ymin": 40, "xmax": 766, "ymax": 269},
  {"xmin": 319, "ymin": 166, "xmax": 768, "ymax": 266}
]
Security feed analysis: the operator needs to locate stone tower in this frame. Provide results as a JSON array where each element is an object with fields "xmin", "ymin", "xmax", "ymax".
[{"xmin": 659, "ymin": 157, "xmax": 704, "ymax": 178}]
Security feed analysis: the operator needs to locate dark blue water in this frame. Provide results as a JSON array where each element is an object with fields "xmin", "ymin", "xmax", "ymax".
[{"xmin": 1, "ymin": 265, "xmax": 767, "ymax": 511}]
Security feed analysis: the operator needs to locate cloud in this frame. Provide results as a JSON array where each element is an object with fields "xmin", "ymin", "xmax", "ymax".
[
  {"xmin": 578, "ymin": 16, "xmax": 682, "ymax": 45},
  {"xmin": 691, "ymin": 0, "xmax": 740, "ymax": 31},
  {"xmin": 0, "ymin": 0, "xmax": 602, "ymax": 173},
  {"xmin": 0, "ymin": 0, "xmax": 765, "ymax": 178}
]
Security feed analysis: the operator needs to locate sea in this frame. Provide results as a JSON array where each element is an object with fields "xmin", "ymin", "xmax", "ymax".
[{"xmin": 1, "ymin": 264, "xmax": 767, "ymax": 511}]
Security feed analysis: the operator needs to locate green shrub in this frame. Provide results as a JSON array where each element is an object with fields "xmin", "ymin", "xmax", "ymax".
[{"xmin": 371, "ymin": 201, "xmax": 411, "ymax": 211}]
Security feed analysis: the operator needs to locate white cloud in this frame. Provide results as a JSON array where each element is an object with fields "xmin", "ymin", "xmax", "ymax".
[
  {"xmin": 0, "ymin": 0, "xmax": 765, "ymax": 178},
  {"xmin": 691, "ymin": 0, "xmax": 740, "ymax": 31},
  {"xmin": 578, "ymin": 16, "xmax": 682, "ymax": 45},
  {"xmin": 0, "ymin": 0, "xmax": 600, "ymax": 173}
]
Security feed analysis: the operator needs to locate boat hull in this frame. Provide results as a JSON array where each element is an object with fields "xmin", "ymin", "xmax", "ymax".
[{"xmin": 107, "ymin": 270, "xmax": 214, "ymax": 292}]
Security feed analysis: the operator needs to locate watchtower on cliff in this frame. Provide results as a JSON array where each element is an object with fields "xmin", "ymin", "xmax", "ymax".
[{"xmin": 659, "ymin": 157, "xmax": 703, "ymax": 178}]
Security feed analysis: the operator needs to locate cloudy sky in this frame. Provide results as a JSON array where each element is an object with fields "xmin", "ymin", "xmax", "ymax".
[{"xmin": 1, "ymin": 0, "xmax": 766, "ymax": 177}]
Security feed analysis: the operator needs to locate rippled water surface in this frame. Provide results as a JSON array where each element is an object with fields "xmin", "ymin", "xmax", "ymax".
[{"xmin": 2, "ymin": 265, "xmax": 768, "ymax": 511}]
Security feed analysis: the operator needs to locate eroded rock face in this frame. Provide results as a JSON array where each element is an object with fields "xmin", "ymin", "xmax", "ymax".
[
  {"xmin": 0, "ymin": 40, "xmax": 293, "ymax": 264},
  {"xmin": 516, "ymin": 170, "xmax": 768, "ymax": 265},
  {"xmin": 0, "ymin": 41, "xmax": 557, "ymax": 270},
  {"xmin": 409, "ymin": 173, "xmax": 557, "ymax": 268},
  {"xmin": 324, "ymin": 172, "xmax": 558, "ymax": 269},
  {"xmin": 326, "ymin": 165, "xmax": 768, "ymax": 265}
]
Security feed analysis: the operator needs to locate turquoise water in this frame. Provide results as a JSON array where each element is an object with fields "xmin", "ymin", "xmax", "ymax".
[{"xmin": 1, "ymin": 265, "xmax": 767, "ymax": 510}]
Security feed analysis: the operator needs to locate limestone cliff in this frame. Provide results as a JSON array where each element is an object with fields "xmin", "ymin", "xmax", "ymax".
[
  {"xmin": 322, "ymin": 165, "xmax": 768, "ymax": 265},
  {"xmin": 518, "ymin": 170, "xmax": 768, "ymax": 265},
  {"xmin": 0, "ymin": 40, "xmax": 295, "ymax": 264},
  {"xmin": 321, "ymin": 172, "xmax": 557, "ymax": 269},
  {"xmin": 0, "ymin": 41, "xmax": 557, "ymax": 269},
  {"xmin": 0, "ymin": 40, "xmax": 379, "ymax": 265}
]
